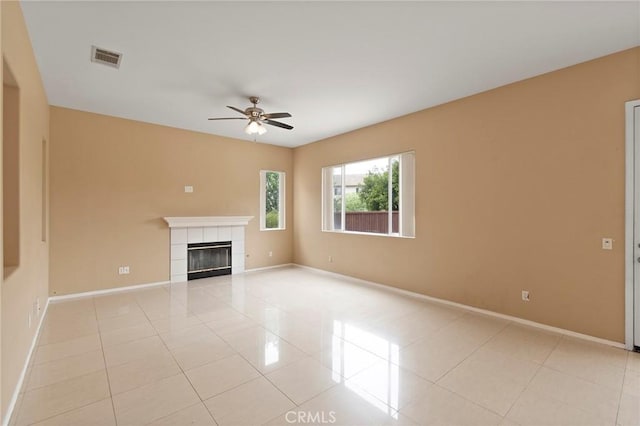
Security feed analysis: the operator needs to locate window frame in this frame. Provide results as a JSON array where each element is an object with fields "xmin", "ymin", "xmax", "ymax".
[
  {"xmin": 260, "ymin": 170, "xmax": 286, "ymax": 231},
  {"xmin": 321, "ymin": 151, "xmax": 415, "ymax": 238}
]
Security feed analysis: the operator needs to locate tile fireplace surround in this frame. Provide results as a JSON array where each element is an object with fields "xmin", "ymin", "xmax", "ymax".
[{"xmin": 164, "ymin": 216, "xmax": 253, "ymax": 283}]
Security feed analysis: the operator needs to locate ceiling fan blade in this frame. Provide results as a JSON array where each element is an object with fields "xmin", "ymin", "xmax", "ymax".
[
  {"xmin": 264, "ymin": 119, "xmax": 294, "ymax": 130},
  {"xmin": 263, "ymin": 112, "xmax": 291, "ymax": 119},
  {"xmin": 208, "ymin": 117, "xmax": 248, "ymax": 121},
  {"xmin": 227, "ymin": 106, "xmax": 247, "ymax": 116}
]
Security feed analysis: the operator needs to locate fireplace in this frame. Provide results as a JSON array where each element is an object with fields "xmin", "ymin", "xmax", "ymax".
[
  {"xmin": 187, "ymin": 241, "xmax": 232, "ymax": 280},
  {"xmin": 164, "ymin": 216, "xmax": 253, "ymax": 283}
]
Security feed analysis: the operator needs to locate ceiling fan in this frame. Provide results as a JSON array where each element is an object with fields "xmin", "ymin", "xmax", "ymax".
[{"xmin": 208, "ymin": 96, "xmax": 293, "ymax": 136}]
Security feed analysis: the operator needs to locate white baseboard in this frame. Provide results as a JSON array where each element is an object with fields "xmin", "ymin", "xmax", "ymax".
[
  {"xmin": 3, "ymin": 297, "xmax": 50, "ymax": 426},
  {"xmin": 49, "ymin": 280, "xmax": 170, "ymax": 302},
  {"xmin": 293, "ymin": 264, "xmax": 626, "ymax": 350},
  {"xmin": 244, "ymin": 263, "xmax": 294, "ymax": 273}
]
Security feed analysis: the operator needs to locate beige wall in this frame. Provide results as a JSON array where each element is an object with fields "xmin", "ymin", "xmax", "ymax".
[
  {"xmin": 293, "ymin": 47, "xmax": 640, "ymax": 343},
  {"xmin": 1, "ymin": 0, "xmax": 50, "ymax": 419},
  {"xmin": 49, "ymin": 107, "xmax": 293, "ymax": 295}
]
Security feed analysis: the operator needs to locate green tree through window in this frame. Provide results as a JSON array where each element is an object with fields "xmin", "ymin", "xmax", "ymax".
[
  {"xmin": 265, "ymin": 171, "xmax": 280, "ymax": 228},
  {"xmin": 358, "ymin": 160, "xmax": 399, "ymax": 211}
]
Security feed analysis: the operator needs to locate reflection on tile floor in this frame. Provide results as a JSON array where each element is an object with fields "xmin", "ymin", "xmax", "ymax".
[{"xmin": 11, "ymin": 266, "xmax": 638, "ymax": 425}]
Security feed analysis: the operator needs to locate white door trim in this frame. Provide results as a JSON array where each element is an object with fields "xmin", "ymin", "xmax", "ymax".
[{"xmin": 625, "ymin": 99, "xmax": 640, "ymax": 350}]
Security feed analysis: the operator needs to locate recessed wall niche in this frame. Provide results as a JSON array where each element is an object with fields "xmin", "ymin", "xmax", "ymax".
[{"xmin": 3, "ymin": 59, "xmax": 20, "ymax": 276}]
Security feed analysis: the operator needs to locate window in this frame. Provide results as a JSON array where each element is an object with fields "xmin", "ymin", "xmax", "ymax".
[
  {"xmin": 322, "ymin": 152, "xmax": 415, "ymax": 237},
  {"xmin": 260, "ymin": 170, "xmax": 285, "ymax": 230}
]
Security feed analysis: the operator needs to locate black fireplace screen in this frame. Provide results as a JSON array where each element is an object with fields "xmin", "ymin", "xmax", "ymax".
[{"xmin": 187, "ymin": 241, "xmax": 232, "ymax": 280}]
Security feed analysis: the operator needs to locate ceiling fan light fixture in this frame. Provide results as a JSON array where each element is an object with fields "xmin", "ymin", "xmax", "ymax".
[{"xmin": 245, "ymin": 119, "xmax": 267, "ymax": 135}]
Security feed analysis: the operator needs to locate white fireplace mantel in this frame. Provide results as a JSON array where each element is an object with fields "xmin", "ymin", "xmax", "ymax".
[
  {"xmin": 163, "ymin": 216, "xmax": 254, "ymax": 228},
  {"xmin": 164, "ymin": 216, "xmax": 254, "ymax": 282}
]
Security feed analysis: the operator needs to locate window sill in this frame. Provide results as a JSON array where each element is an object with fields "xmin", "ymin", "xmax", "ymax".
[
  {"xmin": 321, "ymin": 229, "xmax": 414, "ymax": 239},
  {"xmin": 260, "ymin": 228, "xmax": 286, "ymax": 232}
]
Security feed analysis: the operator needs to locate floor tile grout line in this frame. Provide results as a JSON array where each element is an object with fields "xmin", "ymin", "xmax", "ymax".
[
  {"xmin": 203, "ymin": 320, "xmax": 302, "ymax": 409},
  {"xmin": 539, "ymin": 362, "xmax": 627, "ymax": 391},
  {"xmin": 260, "ymin": 363, "xmax": 320, "ymax": 408},
  {"xmin": 502, "ymin": 333, "xmax": 626, "ymax": 424},
  {"xmin": 555, "ymin": 336, "xmax": 631, "ymax": 370},
  {"xmin": 17, "ymin": 359, "xmax": 107, "ymax": 394},
  {"xmin": 92, "ymin": 296, "xmax": 119, "ymax": 426},
  {"xmin": 505, "ymin": 382, "xmax": 617, "ymax": 426},
  {"xmin": 614, "ymin": 351, "xmax": 631, "ymax": 426},
  {"xmin": 182, "ymin": 352, "xmax": 270, "ymax": 424},
  {"xmin": 20, "ymin": 398, "xmax": 113, "ymax": 426},
  {"xmin": 29, "ymin": 333, "xmax": 102, "ymax": 367},
  {"xmin": 420, "ymin": 380, "xmax": 509, "ymax": 420},
  {"xmin": 505, "ymin": 326, "xmax": 564, "ymax": 413},
  {"xmin": 433, "ymin": 317, "xmax": 512, "ymax": 385},
  {"xmin": 206, "ymin": 316, "xmax": 309, "ymax": 372},
  {"xmin": 343, "ymin": 360, "xmax": 438, "ymax": 417},
  {"xmin": 254, "ymin": 374, "xmax": 302, "ymax": 412},
  {"xmin": 18, "ymin": 352, "xmax": 106, "ymax": 394},
  {"xmin": 420, "ymin": 319, "xmax": 514, "ymax": 420},
  {"xmin": 500, "ymin": 333, "xmax": 562, "ymax": 422},
  {"xmin": 539, "ymin": 335, "xmax": 628, "ymax": 391},
  {"xmin": 116, "ymin": 371, "xmax": 204, "ymax": 425}
]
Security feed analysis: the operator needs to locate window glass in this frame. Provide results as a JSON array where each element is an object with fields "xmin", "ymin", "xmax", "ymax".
[
  {"xmin": 261, "ymin": 170, "xmax": 285, "ymax": 230},
  {"xmin": 322, "ymin": 152, "xmax": 414, "ymax": 237}
]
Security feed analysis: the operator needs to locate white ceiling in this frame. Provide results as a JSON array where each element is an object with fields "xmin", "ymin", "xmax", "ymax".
[{"xmin": 20, "ymin": 1, "xmax": 640, "ymax": 147}]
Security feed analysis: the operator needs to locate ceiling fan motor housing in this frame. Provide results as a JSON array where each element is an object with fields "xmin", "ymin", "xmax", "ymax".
[{"xmin": 246, "ymin": 107, "xmax": 264, "ymax": 119}]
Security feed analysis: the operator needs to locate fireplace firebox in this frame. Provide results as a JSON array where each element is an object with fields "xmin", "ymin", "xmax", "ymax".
[{"xmin": 187, "ymin": 241, "xmax": 232, "ymax": 280}]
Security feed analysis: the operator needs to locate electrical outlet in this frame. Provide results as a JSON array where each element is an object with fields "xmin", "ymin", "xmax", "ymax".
[
  {"xmin": 184, "ymin": 185, "xmax": 194, "ymax": 193},
  {"xmin": 118, "ymin": 266, "xmax": 130, "ymax": 275},
  {"xmin": 328, "ymin": 255, "xmax": 333, "ymax": 263},
  {"xmin": 602, "ymin": 238, "xmax": 613, "ymax": 250},
  {"xmin": 268, "ymin": 251, "xmax": 273, "ymax": 257},
  {"xmin": 521, "ymin": 290, "xmax": 530, "ymax": 302}
]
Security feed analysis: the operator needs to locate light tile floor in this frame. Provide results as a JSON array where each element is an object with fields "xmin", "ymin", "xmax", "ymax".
[{"xmin": 11, "ymin": 267, "xmax": 640, "ymax": 426}]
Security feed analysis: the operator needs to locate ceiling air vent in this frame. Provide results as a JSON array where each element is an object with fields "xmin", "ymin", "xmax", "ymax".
[{"xmin": 91, "ymin": 46, "xmax": 122, "ymax": 69}]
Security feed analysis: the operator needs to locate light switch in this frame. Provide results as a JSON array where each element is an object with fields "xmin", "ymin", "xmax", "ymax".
[
  {"xmin": 602, "ymin": 238, "xmax": 613, "ymax": 250},
  {"xmin": 184, "ymin": 186, "xmax": 194, "ymax": 193}
]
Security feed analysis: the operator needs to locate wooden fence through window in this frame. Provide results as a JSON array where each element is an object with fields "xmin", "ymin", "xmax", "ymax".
[{"xmin": 334, "ymin": 211, "xmax": 398, "ymax": 234}]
